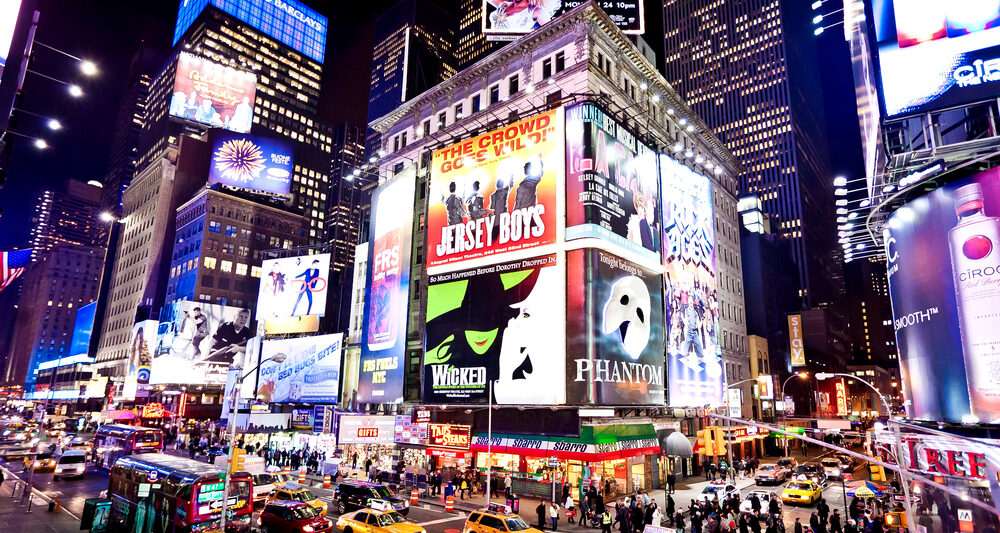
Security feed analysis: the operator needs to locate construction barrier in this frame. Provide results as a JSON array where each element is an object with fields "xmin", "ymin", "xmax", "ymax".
[
  {"xmin": 283, "ymin": 466, "xmax": 291, "ymax": 475},
  {"xmin": 298, "ymin": 470, "xmax": 307, "ymax": 484},
  {"xmin": 323, "ymin": 475, "xmax": 332, "ymax": 488},
  {"xmin": 411, "ymin": 489, "xmax": 419, "ymax": 505},
  {"xmin": 445, "ymin": 495, "xmax": 454, "ymax": 513}
]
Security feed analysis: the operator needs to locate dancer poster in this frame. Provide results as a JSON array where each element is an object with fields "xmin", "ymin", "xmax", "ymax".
[{"xmin": 256, "ymin": 253, "xmax": 331, "ymax": 319}]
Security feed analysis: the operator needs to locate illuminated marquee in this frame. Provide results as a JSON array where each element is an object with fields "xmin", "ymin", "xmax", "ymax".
[
  {"xmin": 835, "ymin": 381, "xmax": 848, "ymax": 417},
  {"xmin": 428, "ymin": 424, "xmax": 472, "ymax": 450}
]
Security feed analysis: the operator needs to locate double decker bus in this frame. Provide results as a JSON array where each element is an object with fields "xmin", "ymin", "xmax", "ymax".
[
  {"xmin": 93, "ymin": 424, "xmax": 163, "ymax": 469},
  {"xmin": 108, "ymin": 453, "xmax": 253, "ymax": 532}
]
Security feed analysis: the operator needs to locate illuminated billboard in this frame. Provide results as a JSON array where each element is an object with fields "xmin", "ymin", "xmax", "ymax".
[
  {"xmin": 424, "ymin": 254, "xmax": 565, "ymax": 405},
  {"xmin": 566, "ymin": 248, "xmax": 665, "ymax": 405},
  {"xmin": 174, "ymin": 0, "xmax": 328, "ymax": 63},
  {"xmin": 660, "ymin": 155, "xmax": 723, "ymax": 407},
  {"xmin": 565, "ymin": 102, "xmax": 660, "ymax": 262},
  {"xmin": 151, "ymin": 301, "xmax": 253, "ymax": 385},
  {"xmin": 68, "ymin": 301, "xmax": 98, "ymax": 358},
  {"xmin": 169, "ymin": 53, "xmax": 256, "ymax": 133},
  {"xmin": 338, "ymin": 415, "xmax": 396, "ymax": 444},
  {"xmin": 358, "ymin": 170, "xmax": 416, "ymax": 404},
  {"xmin": 209, "ymin": 131, "xmax": 293, "ymax": 195},
  {"xmin": 256, "ymin": 253, "xmax": 331, "ymax": 320},
  {"xmin": 884, "ymin": 167, "xmax": 1000, "ymax": 423},
  {"xmin": 427, "ymin": 109, "xmax": 563, "ymax": 270},
  {"xmin": 788, "ymin": 314, "xmax": 805, "ymax": 366},
  {"xmin": 482, "ymin": 1, "xmax": 644, "ymax": 35},
  {"xmin": 872, "ymin": 1, "xmax": 1000, "ymax": 117},
  {"xmin": 0, "ymin": 0, "xmax": 21, "ymax": 70},
  {"xmin": 253, "ymin": 333, "xmax": 343, "ymax": 403}
]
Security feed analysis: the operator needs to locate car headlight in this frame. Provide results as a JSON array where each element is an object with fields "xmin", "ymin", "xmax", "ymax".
[{"xmin": 304, "ymin": 526, "xmax": 315, "ymax": 533}]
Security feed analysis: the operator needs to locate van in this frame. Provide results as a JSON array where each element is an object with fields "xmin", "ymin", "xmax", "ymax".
[{"xmin": 53, "ymin": 449, "xmax": 88, "ymax": 479}]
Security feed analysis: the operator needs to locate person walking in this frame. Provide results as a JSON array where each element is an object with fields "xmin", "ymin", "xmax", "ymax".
[
  {"xmin": 615, "ymin": 503, "xmax": 632, "ymax": 533},
  {"xmin": 460, "ymin": 476, "xmax": 469, "ymax": 500},
  {"xmin": 666, "ymin": 495, "xmax": 675, "ymax": 525},
  {"xmin": 550, "ymin": 502, "xmax": 560, "ymax": 531},
  {"xmin": 505, "ymin": 473, "xmax": 513, "ymax": 497},
  {"xmin": 566, "ymin": 494, "xmax": 576, "ymax": 524},
  {"xmin": 830, "ymin": 510, "xmax": 842, "ymax": 533},
  {"xmin": 601, "ymin": 507, "xmax": 613, "ymax": 533},
  {"xmin": 537, "ymin": 502, "xmax": 548, "ymax": 530},
  {"xmin": 728, "ymin": 464, "xmax": 737, "ymax": 484},
  {"xmin": 667, "ymin": 471, "xmax": 677, "ymax": 494},
  {"xmin": 793, "ymin": 517, "xmax": 802, "ymax": 533}
]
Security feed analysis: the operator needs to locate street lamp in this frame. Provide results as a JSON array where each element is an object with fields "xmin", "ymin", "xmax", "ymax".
[
  {"xmin": 80, "ymin": 60, "xmax": 98, "ymax": 76},
  {"xmin": 220, "ymin": 352, "xmax": 286, "ymax": 532},
  {"xmin": 723, "ymin": 376, "xmax": 768, "ymax": 471},
  {"xmin": 781, "ymin": 372, "xmax": 809, "ymax": 457},
  {"xmin": 67, "ymin": 84, "xmax": 83, "ymax": 98}
]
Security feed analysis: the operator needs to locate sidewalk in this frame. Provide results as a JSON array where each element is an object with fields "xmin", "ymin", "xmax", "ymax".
[{"xmin": 0, "ymin": 477, "xmax": 81, "ymax": 532}]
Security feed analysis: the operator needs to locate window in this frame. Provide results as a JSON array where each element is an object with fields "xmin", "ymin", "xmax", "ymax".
[
  {"xmin": 203, "ymin": 257, "xmax": 217, "ymax": 269},
  {"xmin": 209, "ymin": 221, "xmax": 221, "ymax": 233},
  {"xmin": 220, "ymin": 260, "xmax": 233, "ymax": 273},
  {"xmin": 438, "ymin": 112, "xmax": 447, "ymax": 127},
  {"xmin": 393, "ymin": 135, "xmax": 400, "ymax": 151},
  {"xmin": 508, "ymin": 75, "xmax": 519, "ymax": 95},
  {"xmin": 472, "ymin": 94, "xmax": 481, "ymax": 113},
  {"xmin": 223, "ymin": 243, "xmax": 234, "ymax": 254},
  {"xmin": 250, "ymin": 266, "xmax": 262, "ymax": 278},
  {"xmin": 235, "ymin": 263, "xmax": 248, "ymax": 275},
  {"xmin": 555, "ymin": 51, "xmax": 565, "ymax": 72},
  {"xmin": 454, "ymin": 103, "xmax": 463, "ymax": 119},
  {"xmin": 542, "ymin": 58, "xmax": 552, "ymax": 79},
  {"xmin": 489, "ymin": 84, "xmax": 500, "ymax": 105},
  {"xmin": 422, "ymin": 120, "xmax": 431, "ymax": 136},
  {"xmin": 225, "ymin": 225, "xmax": 237, "ymax": 236},
  {"xmin": 401, "ymin": 132, "xmax": 407, "ymax": 147}
]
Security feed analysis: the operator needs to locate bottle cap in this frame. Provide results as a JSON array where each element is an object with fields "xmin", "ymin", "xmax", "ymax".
[{"xmin": 954, "ymin": 183, "xmax": 984, "ymax": 215}]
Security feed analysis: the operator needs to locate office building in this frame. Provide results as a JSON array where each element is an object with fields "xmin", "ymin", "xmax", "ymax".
[
  {"xmin": 327, "ymin": 122, "xmax": 369, "ymax": 273},
  {"xmin": 27, "ymin": 180, "xmax": 105, "ymax": 263},
  {"xmin": 713, "ymin": 183, "xmax": 751, "ymax": 419},
  {"xmin": 454, "ymin": 0, "xmax": 503, "ymax": 69},
  {"xmin": 845, "ymin": 257, "xmax": 896, "ymax": 366}
]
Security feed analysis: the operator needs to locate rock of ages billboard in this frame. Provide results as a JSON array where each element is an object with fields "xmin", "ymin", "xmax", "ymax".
[
  {"xmin": 427, "ymin": 110, "xmax": 562, "ymax": 270},
  {"xmin": 566, "ymin": 102, "xmax": 660, "ymax": 262},
  {"xmin": 566, "ymin": 248, "xmax": 665, "ymax": 405},
  {"xmin": 423, "ymin": 254, "xmax": 565, "ymax": 405}
]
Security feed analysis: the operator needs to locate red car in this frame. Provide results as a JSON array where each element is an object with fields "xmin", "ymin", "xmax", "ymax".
[{"xmin": 258, "ymin": 501, "xmax": 334, "ymax": 533}]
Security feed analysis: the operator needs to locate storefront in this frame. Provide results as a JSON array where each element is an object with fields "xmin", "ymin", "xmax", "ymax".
[
  {"xmin": 339, "ymin": 415, "xmax": 398, "ymax": 472},
  {"xmin": 724, "ymin": 425, "xmax": 767, "ymax": 460},
  {"xmin": 471, "ymin": 424, "xmax": 660, "ymax": 499}
]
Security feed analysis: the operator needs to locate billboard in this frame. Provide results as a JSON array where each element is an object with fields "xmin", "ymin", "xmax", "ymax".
[
  {"xmin": 151, "ymin": 301, "xmax": 253, "ymax": 385},
  {"xmin": 788, "ymin": 314, "xmax": 805, "ymax": 366},
  {"xmin": 174, "ymin": 0, "xmax": 328, "ymax": 63},
  {"xmin": 358, "ymin": 170, "xmax": 416, "ymax": 404},
  {"xmin": 428, "ymin": 424, "xmax": 472, "ymax": 450},
  {"xmin": 125, "ymin": 320, "xmax": 158, "ymax": 391},
  {"xmin": 566, "ymin": 248, "xmax": 665, "ymax": 405},
  {"xmin": 68, "ymin": 301, "xmax": 98, "ymax": 358},
  {"xmin": 253, "ymin": 333, "xmax": 343, "ymax": 403},
  {"xmin": 758, "ymin": 374, "xmax": 774, "ymax": 400},
  {"xmin": 884, "ymin": 168, "xmax": 1000, "ymax": 423},
  {"xmin": 872, "ymin": 1, "xmax": 1000, "ymax": 117},
  {"xmin": 427, "ymin": 109, "xmax": 562, "ymax": 270},
  {"xmin": 338, "ymin": 415, "xmax": 396, "ymax": 444},
  {"xmin": 168, "ymin": 52, "xmax": 256, "ymax": 133},
  {"xmin": 424, "ymin": 254, "xmax": 565, "ymax": 404},
  {"xmin": 660, "ymin": 155, "xmax": 723, "ymax": 407},
  {"xmin": 209, "ymin": 131, "xmax": 293, "ymax": 195},
  {"xmin": 565, "ymin": 102, "xmax": 660, "ymax": 262},
  {"xmin": 482, "ymin": 1, "xmax": 644, "ymax": 35},
  {"xmin": 256, "ymin": 253, "xmax": 331, "ymax": 320},
  {"xmin": 0, "ymin": 0, "xmax": 20, "ymax": 71}
]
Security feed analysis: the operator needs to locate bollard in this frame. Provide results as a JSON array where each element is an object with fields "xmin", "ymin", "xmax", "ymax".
[
  {"xmin": 323, "ymin": 475, "xmax": 331, "ymax": 488},
  {"xmin": 445, "ymin": 494, "xmax": 454, "ymax": 513},
  {"xmin": 411, "ymin": 488, "xmax": 419, "ymax": 505},
  {"xmin": 55, "ymin": 499, "xmax": 61, "ymax": 514}
]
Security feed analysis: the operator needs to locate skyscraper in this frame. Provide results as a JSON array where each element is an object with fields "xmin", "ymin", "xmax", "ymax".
[
  {"xmin": 662, "ymin": 0, "xmax": 842, "ymax": 308},
  {"xmin": 327, "ymin": 122, "xmax": 368, "ymax": 274},
  {"xmin": 454, "ymin": 0, "xmax": 503, "ymax": 69},
  {"xmin": 27, "ymin": 180, "xmax": 105, "ymax": 262}
]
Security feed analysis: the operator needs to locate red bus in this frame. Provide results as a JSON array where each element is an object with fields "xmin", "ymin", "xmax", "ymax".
[
  {"xmin": 93, "ymin": 424, "xmax": 163, "ymax": 469},
  {"xmin": 108, "ymin": 453, "xmax": 253, "ymax": 532}
]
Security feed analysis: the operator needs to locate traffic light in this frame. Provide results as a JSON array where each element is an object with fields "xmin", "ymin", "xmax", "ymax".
[
  {"xmin": 710, "ymin": 426, "xmax": 728, "ymax": 457},
  {"xmin": 696, "ymin": 429, "xmax": 716, "ymax": 456},
  {"xmin": 869, "ymin": 463, "xmax": 885, "ymax": 482},
  {"xmin": 231, "ymin": 447, "xmax": 246, "ymax": 473},
  {"xmin": 885, "ymin": 512, "xmax": 907, "ymax": 528}
]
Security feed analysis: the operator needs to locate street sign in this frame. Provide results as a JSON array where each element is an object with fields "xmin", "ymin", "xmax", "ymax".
[
  {"xmin": 843, "ymin": 473, "xmax": 852, "ymax": 481},
  {"xmin": 547, "ymin": 457, "xmax": 562, "ymax": 468},
  {"xmin": 958, "ymin": 509, "xmax": 974, "ymax": 533}
]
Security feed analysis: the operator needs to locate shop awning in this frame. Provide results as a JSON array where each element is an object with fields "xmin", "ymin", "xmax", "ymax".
[
  {"xmin": 471, "ymin": 424, "xmax": 659, "ymax": 462},
  {"xmin": 661, "ymin": 431, "xmax": 693, "ymax": 458}
]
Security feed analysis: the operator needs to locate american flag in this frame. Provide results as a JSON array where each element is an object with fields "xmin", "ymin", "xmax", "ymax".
[{"xmin": 1, "ymin": 249, "xmax": 32, "ymax": 293}]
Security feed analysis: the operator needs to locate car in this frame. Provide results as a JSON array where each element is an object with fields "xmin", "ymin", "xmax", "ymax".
[
  {"xmin": 754, "ymin": 464, "xmax": 789, "ymax": 485},
  {"xmin": 0, "ymin": 445, "xmax": 37, "ymax": 461},
  {"xmin": 698, "ymin": 481, "xmax": 739, "ymax": 502},
  {"xmin": 203, "ymin": 445, "xmax": 226, "ymax": 463},
  {"xmin": 462, "ymin": 503, "xmax": 540, "ymax": 533},
  {"xmin": 24, "ymin": 451, "xmax": 57, "ymax": 472},
  {"xmin": 253, "ymin": 472, "xmax": 278, "ymax": 503},
  {"xmin": 337, "ymin": 502, "xmax": 426, "ymax": 533},
  {"xmin": 781, "ymin": 480, "xmax": 823, "ymax": 505},
  {"xmin": 266, "ymin": 483, "xmax": 329, "ymax": 516},
  {"xmin": 776, "ymin": 457, "xmax": 798, "ymax": 471},
  {"xmin": 53, "ymin": 449, "xmax": 87, "ymax": 479},
  {"xmin": 794, "ymin": 463, "xmax": 828, "ymax": 486},
  {"xmin": 259, "ymin": 501, "xmax": 334, "ymax": 533},
  {"xmin": 739, "ymin": 490, "xmax": 780, "ymax": 514},
  {"xmin": 820, "ymin": 458, "xmax": 844, "ymax": 481},
  {"xmin": 270, "ymin": 471, "xmax": 294, "ymax": 488},
  {"xmin": 333, "ymin": 481, "xmax": 410, "ymax": 516},
  {"xmin": 834, "ymin": 453, "xmax": 855, "ymax": 470}
]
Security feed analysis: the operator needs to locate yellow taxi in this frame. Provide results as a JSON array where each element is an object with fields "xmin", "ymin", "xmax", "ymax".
[
  {"xmin": 781, "ymin": 480, "xmax": 823, "ymax": 505},
  {"xmin": 463, "ymin": 503, "xmax": 542, "ymax": 533},
  {"xmin": 24, "ymin": 452, "xmax": 57, "ymax": 473},
  {"xmin": 336, "ymin": 500, "xmax": 426, "ymax": 533},
  {"xmin": 265, "ymin": 482, "xmax": 329, "ymax": 516}
]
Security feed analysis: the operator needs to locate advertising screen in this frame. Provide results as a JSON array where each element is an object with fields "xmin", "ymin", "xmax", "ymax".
[
  {"xmin": 424, "ymin": 254, "xmax": 565, "ymax": 405},
  {"xmin": 427, "ymin": 109, "xmax": 562, "ymax": 270},
  {"xmin": 0, "ymin": 0, "xmax": 20, "ymax": 70},
  {"xmin": 566, "ymin": 248, "xmax": 665, "ymax": 405},
  {"xmin": 338, "ymin": 415, "xmax": 396, "ymax": 444},
  {"xmin": 168, "ymin": 52, "xmax": 256, "ymax": 133},
  {"xmin": 68, "ymin": 301, "xmax": 98, "ymax": 357},
  {"xmin": 884, "ymin": 168, "xmax": 1000, "ymax": 423},
  {"xmin": 660, "ymin": 155, "xmax": 723, "ymax": 407},
  {"xmin": 565, "ymin": 103, "xmax": 660, "ymax": 262},
  {"xmin": 788, "ymin": 314, "xmax": 805, "ymax": 366},
  {"xmin": 208, "ymin": 131, "xmax": 293, "ymax": 195},
  {"xmin": 223, "ymin": 337, "xmax": 262, "ymax": 411},
  {"xmin": 125, "ymin": 320, "xmax": 158, "ymax": 392},
  {"xmin": 428, "ymin": 424, "xmax": 472, "ymax": 450},
  {"xmin": 758, "ymin": 374, "xmax": 774, "ymax": 400},
  {"xmin": 358, "ymin": 170, "xmax": 416, "ymax": 404},
  {"xmin": 151, "ymin": 301, "xmax": 253, "ymax": 385},
  {"xmin": 256, "ymin": 253, "xmax": 331, "ymax": 320},
  {"xmin": 872, "ymin": 1, "xmax": 1000, "ymax": 117},
  {"xmin": 254, "ymin": 333, "xmax": 343, "ymax": 403},
  {"xmin": 482, "ymin": 1, "xmax": 644, "ymax": 35}
]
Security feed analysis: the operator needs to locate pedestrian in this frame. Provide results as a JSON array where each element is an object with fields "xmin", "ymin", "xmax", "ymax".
[
  {"xmin": 651, "ymin": 503, "xmax": 662, "ymax": 526},
  {"xmin": 666, "ymin": 495, "xmax": 675, "ymax": 524},
  {"xmin": 667, "ymin": 471, "xmax": 677, "ymax": 494},
  {"xmin": 538, "ymin": 502, "xmax": 548, "ymax": 530},
  {"xmin": 750, "ymin": 493, "xmax": 761, "ymax": 515},
  {"xmin": 809, "ymin": 513, "xmax": 820, "ymax": 533},
  {"xmin": 505, "ymin": 473, "xmax": 513, "ymax": 497},
  {"xmin": 632, "ymin": 502, "xmax": 644, "ymax": 533},
  {"xmin": 460, "ymin": 476, "xmax": 469, "ymax": 499},
  {"xmin": 566, "ymin": 494, "xmax": 576, "ymax": 524},
  {"xmin": 674, "ymin": 512, "xmax": 685, "ymax": 533},
  {"xmin": 817, "ymin": 498, "xmax": 829, "ymax": 523},
  {"xmin": 602, "ymin": 507, "xmax": 613, "ymax": 533},
  {"xmin": 550, "ymin": 503, "xmax": 560, "ymax": 531},
  {"xmin": 615, "ymin": 503, "xmax": 632, "ymax": 533},
  {"xmin": 830, "ymin": 510, "xmax": 842, "ymax": 533}
]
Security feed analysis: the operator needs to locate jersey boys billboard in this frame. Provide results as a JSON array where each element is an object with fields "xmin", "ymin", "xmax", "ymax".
[
  {"xmin": 566, "ymin": 102, "xmax": 660, "ymax": 262},
  {"xmin": 427, "ymin": 109, "xmax": 562, "ymax": 270},
  {"xmin": 423, "ymin": 254, "xmax": 565, "ymax": 405},
  {"xmin": 358, "ymin": 171, "xmax": 416, "ymax": 404},
  {"xmin": 566, "ymin": 248, "xmax": 665, "ymax": 405},
  {"xmin": 660, "ymin": 155, "xmax": 723, "ymax": 408}
]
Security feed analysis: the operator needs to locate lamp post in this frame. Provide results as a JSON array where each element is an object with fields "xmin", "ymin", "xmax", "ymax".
[
  {"xmin": 723, "ymin": 377, "xmax": 763, "ymax": 472},
  {"xmin": 219, "ymin": 351, "xmax": 285, "ymax": 532},
  {"xmin": 780, "ymin": 372, "xmax": 809, "ymax": 457}
]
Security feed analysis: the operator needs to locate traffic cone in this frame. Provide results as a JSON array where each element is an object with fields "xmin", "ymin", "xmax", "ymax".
[
  {"xmin": 283, "ymin": 466, "xmax": 291, "ymax": 475},
  {"xmin": 445, "ymin": 494, "xmax": 454, "ymax": 513},
  {"xmin": 411, "ymin": 488, "xmax": 419, "ymax": 505},
  {"xmin": 323, "ymin": 475, "xmax": 331, "ymax": 488},
  {"xmin": 298, "ymin": 469, "xmax": 306, "ymax": 484}
]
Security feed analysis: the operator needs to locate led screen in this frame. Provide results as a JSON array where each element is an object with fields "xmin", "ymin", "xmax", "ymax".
[
  {"xmin": 566, "ymin": 248, "xmax": 665, "ymax": 405},
  {"xmin": 565, "ymin": 102, "xmax": 660, "ymax": 263},
  {"xmin": 169, "ymin": 52, "xmax": 256, "ymax": 133},
  {"xmin": 358, "ymin": 170, "xmax": 416, "ymax": 404},
  {"xmin": 423, "ymin": 254, "xmax": 565, "ymax": 405},
  {"xmin": 884, "ymin": 168, "xmax": 1000, "ymax": 423},
  {"xmin": 209, "ymin": 131, "xmax": 293, "ymax": 195},
  {"xmin": 151, "ymin": 301, "xmax": 253, "ymax": 385},
  {"xmin": 427, "ymin": 109, "xmax": 563, "ymax": 270},
  {"xmin": 0, "ymin": 0, "xmax": 21, "ymax": 70},
  {"xmin": 174, "ymin": 0, "xmax": 328, "ymax": 63},
  {"xmin": 256, "ymin": 253, "xmax": 331, "ymax": 320},
  {"xmin": 660, "ymin": 155, "xmax": 723, "ymax": 408},
  {"xmin": 253, "ymin": 334, "xmax": 343, "ymax": 403},
  {"xmin": 68, "ymin": 301, "xmax": 97, "ymax": 358},
  {"xmin": 482, "ymin": 1, "xmax": 644, "ymax": 35},
  {"xmin": 873, "ymin": 0, "xmax": 1000, "ymax": 117}
]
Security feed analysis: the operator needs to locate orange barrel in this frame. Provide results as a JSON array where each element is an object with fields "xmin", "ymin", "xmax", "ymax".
[
  {"xmin": 445, "ymin": 495, "xmax": 454, "ymax": 512},
  {"xmin": 323, "ymin": 475, "xmax": 332, "ymax": 488},
  {"xmin": 411, "ymin": 488, "xmax": 419, "ymax": 505}
]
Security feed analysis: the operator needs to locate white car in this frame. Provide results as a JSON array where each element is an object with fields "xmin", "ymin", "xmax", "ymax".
[
  {"xmin": 754, "ymin": 464, "xmax": 789, "ymax": 485},
  {"xmin": 53, "ymin": 449, "xmax": 87, "ymax": 480},
  {"xmin": 739, "ymin": 490, "xmax": 779, "ymax": 514},
  {"xmin": 699, "ymin": 482, "xmax": 739, "ymax": 502},
  {"xmin": 820, "ymin": 458, "xmax": 843, "ymax": 480},
  {"xmin": 252, "ymin": 472, "xmax": 277, "ymax": 503}
]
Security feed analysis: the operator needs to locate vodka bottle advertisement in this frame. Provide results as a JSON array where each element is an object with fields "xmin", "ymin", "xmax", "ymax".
[{"xmin": 884, "ymin": 168, "xmax": 1000, "ymax": 423}]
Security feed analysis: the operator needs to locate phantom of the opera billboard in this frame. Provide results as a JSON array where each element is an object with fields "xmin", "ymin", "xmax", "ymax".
[
  {"xmin": 150, "ymin": 301, "xmax": 253, "ymax": 385},
  {"xmin": 566, "ymin": 248, "xmax": 665, "ymax": 405},
  {"xmin": 423, "ymin": 254, "xmax": 565, "ymax": 405},
  {"xmin": 426, "ymin": 109, "xmax": 563, "ymax": 270},
  {"xmin": 168, "ymin": 52, "xmax": 256, "ymax": 133},
  {"xmin": 256, "ymin": 253, "xmax": 332, "ymax": 320},
  {"xmin": 660, "ymin": 155, "xmax": 724, "ymax": 407},
  {"xmin": 565, "ymin": 102, "xmax": 660, "ymax": 262}
]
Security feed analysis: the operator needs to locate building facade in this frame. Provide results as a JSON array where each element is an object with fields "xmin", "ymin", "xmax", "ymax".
[{"xmin": 27, "ymin": 180, "xmax": 105, "ymax": 263}]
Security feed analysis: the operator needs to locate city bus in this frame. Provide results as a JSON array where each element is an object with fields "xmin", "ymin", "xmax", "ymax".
[
  {"xmin": 108, "ymin": 453, "xmax": 253, "ymax": 533},
  {"xmin": 93, "ymin": 424, "xmax": 164, "ymax": 469}
]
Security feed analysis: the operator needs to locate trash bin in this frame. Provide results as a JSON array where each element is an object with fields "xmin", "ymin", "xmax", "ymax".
[
  {"xmin": 507, "ymin": 493, "xmax": 519, "ymax": 514},
  {"xmin": 48, "ymin": 500, "xmax": 55, "ymax": 512}
]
